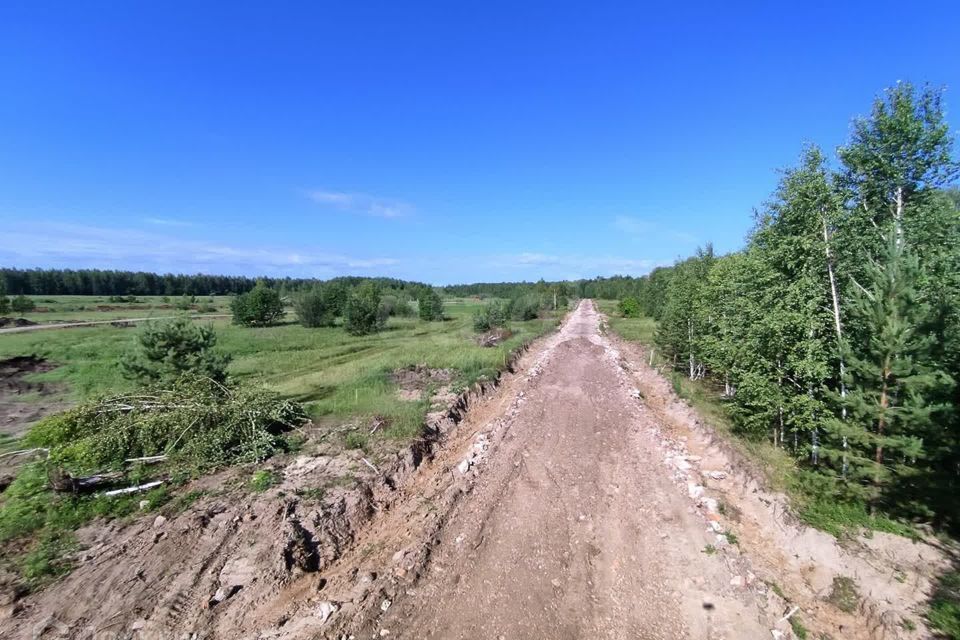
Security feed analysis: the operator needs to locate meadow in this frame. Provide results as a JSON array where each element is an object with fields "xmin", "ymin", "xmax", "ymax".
[{"xmin": 1, "ymin": 298, "xmax": 560, "ymax": 442}]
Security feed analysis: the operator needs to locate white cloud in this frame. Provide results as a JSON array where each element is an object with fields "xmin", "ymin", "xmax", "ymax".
[
  {"xmin": 486, "ymin": 253, "xmax": 659, "ymax": 278},
  {"xmin": 306, "ymin": 189, "xmax": 412, "ymax": 218},
  {"xmin": 0, "ymin": 222, "xmax": 399, "ymax": 277},
  {"xmin": 143, "ymin": 217, "xmax": 194, "ymax": 227},
  {"xmin": 613, "ymin": 215, "xmax": 699, "ymax": 244}
]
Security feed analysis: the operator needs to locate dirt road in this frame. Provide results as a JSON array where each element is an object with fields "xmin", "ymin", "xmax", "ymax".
[
  {"xmin": 375, "ymin": 300, "xmax": 772, "ymax": 639},
  {"xmin": 0, "ymin": 314, "xmax": 230, "ymax": 334}
]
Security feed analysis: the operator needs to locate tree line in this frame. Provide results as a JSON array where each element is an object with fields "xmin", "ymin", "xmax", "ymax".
[
  {"xmin": 625, "ymin": 83, "xmax": 959, "ymax": 529},
  {"xmin": 0, "ymin": 268, "xmax": 429, "ymax": 298}
]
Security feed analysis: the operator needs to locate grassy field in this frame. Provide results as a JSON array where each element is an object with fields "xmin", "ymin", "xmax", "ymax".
[
  {"xmin": 1, "ymin": 298, "xmax": 560, "ymax": 440},
  {"xmin": 9, "ymin": 294, "xmax": 232, "ymax": 323}
]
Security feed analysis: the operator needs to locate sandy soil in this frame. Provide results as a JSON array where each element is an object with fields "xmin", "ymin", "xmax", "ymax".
[{"xmin": 1, "ymin": 301, "xmax": 947, "ymax": 639}]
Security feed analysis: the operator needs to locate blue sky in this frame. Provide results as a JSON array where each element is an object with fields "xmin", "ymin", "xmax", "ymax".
[{"xmin": 1, "ymin": 1, "xmax": 958, "ymax": 284}]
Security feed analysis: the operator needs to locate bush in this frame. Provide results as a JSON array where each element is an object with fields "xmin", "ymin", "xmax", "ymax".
[
  {"xmin": 618, "ymin": 296, "xmax": 641, "ymax": 318},
  {"xmin": 175, "ymin": 294, "xmax": 196, "ymax": 310},
  {"xmin": 11, "ymin": 295, "xmax": 35, "ymax": 314},
  {"xmin": 473, "ymin": 300, "xmax": 509, "ymax": 332},
  {"xmin": 26, "ymin": 376, "xmax": 308, "ymax": 474},
  {"xmin": 0, "ymin": 293, "xmax": 8, "ymax": 315},
  {"xmin": 344, "ymin": 282, "xmax": 387, "ymax": 336},
  {"xmin": 418, "ymin": 289, "xmax": 445, "ymax": 321},
  {"xmin": 122, "ymin": 316, "xmax": 230, "ymax": 384},
  {"xmin": 231, "ymin": 281, "xmax": 284, "ymax": 326},
  {"xmin": 295, "ymin": 287, "xmax": 336, "ymax": 328},
  {"xmin": 508, "ymin": 294, "xmax": 541, "ymax": 321}
]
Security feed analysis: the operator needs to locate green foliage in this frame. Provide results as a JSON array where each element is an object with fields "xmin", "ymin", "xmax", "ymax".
[
  {"xmin": 508, "ymin": 294, "xmax": 541, "ymax": 321},
  {"xmin": 418, "ymin": 288, "xmax": 445, "ymax": 321},
  {"xmin": 833, "ymin": 237, "xmax": 953, "ymax": 507},
  {"xmin": 294, "ymin": 286, "xmax": 337, "ymax": 328},
  {"xmin": 627, "ymin": 83, "xmax": 960, "ymax": 533},
  {"xmin": 249, "ymin": 469, "xmax": 279, "ymax": 492},
  {"xmin": 344, "ymin": 282, "xmax": 388, "ymax": 335},
  {"xmin": 174, "ymin": 294, "xmax": 196, "ymax": 310},
  {"xmin": 231, "ymin": 281, "xmax": 284, "ymax": 326},
  {"xmin": 472, "ymin": 300, "xmax": 509, "ymax": 332},
  {"xmin": 929, "ymin": 571, "xmax": 960, "ymax": 638},
  {"xmin": 26, "ymin": 376, "xmax": 308, "ymax": 474},
  {"xmin": 344, "ymin": 431, "xmax": 368, "ymax": 450},
  {"xmin": 617, "ymin": 296, "xmax": 641, "ymax": 318},
  {"xmin": 121, "ymin": 316, "xmax": 231, "ymax": 384},
  {"xmin": 11, "ymin": 294, "xmax": 35, "ymax": 314},
  {"xmin": 789, "ymin": 616, "xmax": 808, "ymax": 639}
]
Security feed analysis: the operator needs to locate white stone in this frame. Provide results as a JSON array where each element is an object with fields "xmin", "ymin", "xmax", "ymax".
[
  {"xmin": 457, "ymin": 459, "xmax": 471, "ymax": 474},
  {"xmin": 153, "ymin": 515, "xmax": 167, "ymax": 528},
  {"xmin": 316, "ymin": 600, "xmax": 338, "ymax": 624}
]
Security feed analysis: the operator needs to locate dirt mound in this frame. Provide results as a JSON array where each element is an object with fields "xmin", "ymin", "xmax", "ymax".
[{"xmin": 0, "ymin": 318, "xmax": 37, "ymax": 329}]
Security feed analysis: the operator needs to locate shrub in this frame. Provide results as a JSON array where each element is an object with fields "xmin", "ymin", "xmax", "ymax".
[
  {"xmin": 508, "ymin": 294, "xmax": 541, "ymax": 321},
  {"xmin": 418, "ymin": 289, "xmax": 445, "ymax": 321},
  {"xmin": 26, "ymin": 376, "xmax": 308, "ymax": 474},
  {"xmin": 473, "ymin": 300, "xmax": 509, "ymax": 332},
  {"xmin": 344, "ymin": 282, "xmax": 387, "ymax": 336},
  {"xmin": 231, "ymin": 281, "xmax": 284, "ymax": 326},
  {"xmin": 618, "ymin": 296, "xmax": 641, "ymax": 318},
  {"xmin": 0, "ymin": 291, "xmax": 8, "ymax": 314},
  {"xmin": 175, "ymin": 294, "xmax": 196, "ymax": 310},
  {"xmin": 295, "ymin": 287, "xmax": 336, "ymax": 328},
  {"xmin": 122, "ymin": 316, "xmax": 230, "ymax": 384},
  {"xmin": 11, "ymin": 295, "xmax": 35, "ymax": 314}
]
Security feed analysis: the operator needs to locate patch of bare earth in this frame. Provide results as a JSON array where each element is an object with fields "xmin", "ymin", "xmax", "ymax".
[{"xmin": 0, "ymin": 356, "xmax": 65, "ymax": 440}]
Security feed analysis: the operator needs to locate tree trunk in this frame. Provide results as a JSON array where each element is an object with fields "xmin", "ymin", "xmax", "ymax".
[
  {"xmin": 894, "ymin": 186, "xmax": 904, "ymax": 249},
  {"xmin": 688, "ymin": 319, "xmax": 695, "ymax": 380}
]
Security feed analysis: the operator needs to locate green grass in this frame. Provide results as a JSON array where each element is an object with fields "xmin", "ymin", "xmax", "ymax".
[
  {"xmin": 0, "ymin": 462, "xmax": 170, "ymax": 589},
  {"xmin": 597, "ymin": 301, "xmax": 918, "ymax": 541},
  {"xmin": 929, "ymin": 571, "xmax": 960, "ymax": 638},
  {"xmin": 11, "ymin": 294, "xmax": 232, "ymax": 323},
  {"xmin": 1, "ymin": 299, "xmax": 559, "ymax": 441},
  {"xmin": 249, "ymin": 469, "xmax": 279, "ymax": 492}
]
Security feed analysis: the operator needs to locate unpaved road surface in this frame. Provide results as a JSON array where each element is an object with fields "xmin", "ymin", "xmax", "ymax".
[
  {"xmin": 0, "ymin": 314, "xmax": 230, "ymax": 334},
  {"xmin": 377, "ymin": 301, "xmax": 771, "ymax": 639}
]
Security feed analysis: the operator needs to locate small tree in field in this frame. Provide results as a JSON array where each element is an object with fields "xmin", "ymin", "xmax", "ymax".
[
  {"xmin": 231, "ymin": 281, "xmax": 284, "ymax": 326},
  {"xmin": 294, "ymin": 287, "xmax": 336, "ymax": 328},
  {"xmin": 618, "ymin": 297, "xmax": 641, "ymax": 318},
  {"xmin": 344, "ymin": 282, "xmax": 387, "ymax": 335},
  {"xmin": 0, "ymin": 284, "xmax": 9, "ymax": 314},
  {"xmin": 418, "ymin": 288, "xmax": 445, "ymax": 321},
  {"xmin": 11, "ymin": 295, "xmax": 35, "ymax": 315},
  {"xmin": 122, "ymin": 316, "xmax": 231, "ymax": 384}
]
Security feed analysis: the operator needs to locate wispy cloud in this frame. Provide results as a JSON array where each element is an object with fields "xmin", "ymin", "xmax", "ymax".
[
  {"xmin": 307, "ymin": 189, "xmax": 413, "ymax": 218},
  {"xmin": 143, "ymin": 217, "xmax": 194, "ymax": 227},
  {"xmin": 0, "ymin": 222, "xmax": 399, "ymax": 277},
  {"xmin": 486, "ymin": 252, "xmax": 661, "ymax": 279},
  {"xmin": 613, "ymin": 215, "xmax": 699, "ymax": 244}
]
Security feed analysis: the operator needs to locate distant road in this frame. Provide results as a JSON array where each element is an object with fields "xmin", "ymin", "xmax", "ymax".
[{"xmin": 0, "ymin": 314, "xmax": 232, "ymax": 335}]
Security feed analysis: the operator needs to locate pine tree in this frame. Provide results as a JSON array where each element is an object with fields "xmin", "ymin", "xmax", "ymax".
[{"xmin": 837, "ymin": 237, "xmax": 953, "ymax": 510}]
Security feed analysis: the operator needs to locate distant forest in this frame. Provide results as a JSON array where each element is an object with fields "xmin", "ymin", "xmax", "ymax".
[{"xmin": 0, "ymin": 269, "xmax": 428, "ymax": 297}]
